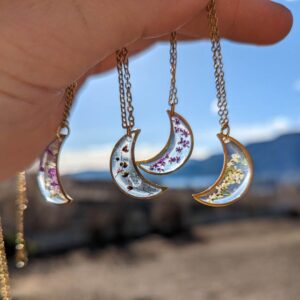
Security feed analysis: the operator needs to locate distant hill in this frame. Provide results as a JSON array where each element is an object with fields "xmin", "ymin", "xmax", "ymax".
[{"xmin": 72, "ymin": 132, "xmax": 300, "ymax": 187}]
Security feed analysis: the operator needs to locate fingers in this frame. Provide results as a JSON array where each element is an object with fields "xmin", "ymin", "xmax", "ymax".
[
  {"xmin": 178, "ymin": 0, "xmax": 293, "ymax": 45},
  {"xmin": 0, "ymin": 0, "xmax": 292, "ymax": 92},
  {"xmin": 85, "ymin": 0, "xmax": 293, "ymax": 77},
  {"xmin": 0, "ymin": 0, "xmax": 207, "ymax": 90}
]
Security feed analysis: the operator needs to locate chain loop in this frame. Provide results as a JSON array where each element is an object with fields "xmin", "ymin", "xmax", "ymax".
[
  {"xmin": 56, "ymin": 82, "xmax": 77, "ymax": 139},
  {"xmin": 207, "ymin": 0, "xmax": 230, "ymax": 136},
  {"xmin": 15, "ymin": 171, "xmax": 28, "ymax": 269},
  {"xmin": 168, "ymin": 32, "xmax": 178, "ymax": 112},
  {"xmin": 0, "ymin": 217, "xmax": 11, "ymax": 300},
  {"xmin": 116, "ymin": 48, "xmax": 135, "ymax": 135}
]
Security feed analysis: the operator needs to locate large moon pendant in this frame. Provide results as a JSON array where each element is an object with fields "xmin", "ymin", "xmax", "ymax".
[
  {"xmin": 193, "ymin": 134, "xmax": 253, "ymax": 207},
  {"xmin": 37, "ymin": 135, "xmax": 72, "ymax": 205},
  {"xmin": 137, "ymin": 110, "xmax": 194, "ymax": 175},
  {"xmin": 110, "ymin": 129, "xmax": 167, "ymax": 199}
]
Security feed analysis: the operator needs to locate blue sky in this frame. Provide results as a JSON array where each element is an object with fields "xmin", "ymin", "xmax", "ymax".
[{"xmin": 61, "ymin": 0, "xmax": 300, "ymax": 173}]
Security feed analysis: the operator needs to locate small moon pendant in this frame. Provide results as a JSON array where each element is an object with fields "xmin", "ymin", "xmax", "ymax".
[
  {"xmin": 37, "ymin": 135, "xmax": 72, "ymax": 205},
  {"xmin": 138, "ymin": 110, "xmax": 194, "ymax": 175},
  {"xmin": 110, "ymin": 129, "xmax": 167, "ymax": 199},
  {"xmin": 193, "ymin": 134, "xmax": 253, "ymax": 207}
]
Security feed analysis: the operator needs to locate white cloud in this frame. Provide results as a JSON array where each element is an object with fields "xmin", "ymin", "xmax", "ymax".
[
  {"xmin": 60, "ymin": 145, "xmax": 112, "ymax": 174},
  {"xmin": 232, "ymin": 116, "xmax": 295, "ymax": 144},
  {"xmin": 210, "ymin": 98, "xmax": 218, "ymax": 115},
  {"xmin": 293, "ymin": 78, "xmax": 300, "ymax": 92}
]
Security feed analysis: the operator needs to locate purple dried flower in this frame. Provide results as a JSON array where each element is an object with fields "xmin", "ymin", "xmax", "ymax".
[
  {"xmin": 179, "ymin": 138, "xmax": 190, "ymax": 148},
  {"xmin": 169, "ymin": 157, "xmax": 176, "ymax": 163},
  {"xmin": 48, "ymin": 168, "xmax": 57, "ymax": 177},
  {"xmin": 46, "ymin": 147, "xmax": 54, "ymax": 156},
  {"xmin": 157, "ymin": 157, "xmax": 165, "ymax": 164},
  {"xmin": 174, "ymin": 118, "xmax": 181, "ymax": 125},
  {"xmin": 176, "ymin": 147, "xmax": 183, "ymax": 153},
  {"xmin": 178, "ymin": 137, "xmax": 184, "ymax": 145},
  {"xmin": 181, "ymin": 130, "xmax": 190, "ymax": 138}
]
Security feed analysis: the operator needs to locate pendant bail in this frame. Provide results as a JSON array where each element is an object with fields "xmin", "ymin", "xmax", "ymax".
[
  {"xmin": 170, "ymin": 103, "xmax": 175, "ymax": 116},
  {"xmin": 221, "ymin": 123, "xmax": 230, "ymax": 137}
]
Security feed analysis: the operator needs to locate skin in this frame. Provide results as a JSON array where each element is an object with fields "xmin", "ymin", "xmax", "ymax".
[{"xmin": 0, "ymin": 0, "xmax": 292, "ymax": 180}]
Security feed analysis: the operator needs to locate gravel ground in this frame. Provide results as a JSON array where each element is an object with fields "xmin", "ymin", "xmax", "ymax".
[{"xmin": 11, "ymin": 218, "xmax": 300, "ymax": 300}]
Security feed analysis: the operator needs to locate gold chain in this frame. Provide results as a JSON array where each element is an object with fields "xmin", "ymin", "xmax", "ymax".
[
  {"xmin": 15, "ymin": 171, "xmax": 28, "ymax": 269},
  {"xmin": 116, "ymin": 48, "xmax": 135, "ymax": 135},
  {"xmin": 169, "ymin": 32, "xmax": 178, "ymax": 114},
  {"xmin": 56, "ymin": 82, "xmax": 78, "ymax": 139},
  {"xmin": 207, "ymin": 0, "xmax": 230, "ymax": 136},
  {"xmin": 0, "ymin": 217, "xmax": 11, "ymax": 300},
  {"xmin": 0, "ymin": 82, "xmax": 77, "ymax": 299}
]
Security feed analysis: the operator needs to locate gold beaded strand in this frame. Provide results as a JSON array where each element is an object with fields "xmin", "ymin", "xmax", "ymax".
[
  {"xmin": 0, "ymin": 217, "xmax": 11, "ymax": 300},
  {"xmin": 15, "ymin": 171, "xmax": 28, "ymax": 269}
]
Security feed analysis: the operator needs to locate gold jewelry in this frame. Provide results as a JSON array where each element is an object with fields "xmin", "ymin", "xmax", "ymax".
[
  {"xmin": 37, "ymin": 83, "xmax": 77, "ymax": 204},
  {"xmin": 110, "ymin": 48, "xmax": 167, "ymax": 198},
  {"xmin": 15, "ymin": 171, "xmax": 28, "ymax": 268},
  {"xmin": 137, "ymin": 32, "xmax": 194, "ymax": 175},
  {"xmin": 193, "ymin": 0, "xmax": 254, "ymax": 207},
  {"xmin": 0, "ymin": 217, "xmax": 11, "ymax": 300}
]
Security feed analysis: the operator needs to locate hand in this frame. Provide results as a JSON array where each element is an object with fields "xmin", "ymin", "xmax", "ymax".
[{"xmin": 0, "ymin": 0, "xmax": 292, "ymax": 180}]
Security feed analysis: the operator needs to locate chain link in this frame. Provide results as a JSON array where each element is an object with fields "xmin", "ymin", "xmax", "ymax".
[
  {"xmin": 0, "ymin": 217, "xmax": 11, "ymax": 300},
  {"xmin": 168, "ymin": 32, "xmax": 178, "ymax": 112},
  {"xmin": 15, "ymin": 171, "xmax": 28, "ymax": 269},
  {"xmin": 57, "ymin": 82, "xmax": 78, "ymax": 139},
  {"xmin": 116, "ymin": 48, "xmax": 135, "ymax": 134},
  {"xmin": 207, "ymin": 0, "xmax": 230, "ymax": 136}
]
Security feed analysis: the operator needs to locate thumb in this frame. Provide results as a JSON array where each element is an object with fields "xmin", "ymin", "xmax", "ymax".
[{"xmin": 0, "ymin": 0, "xmax": 206, "ymax": 90}]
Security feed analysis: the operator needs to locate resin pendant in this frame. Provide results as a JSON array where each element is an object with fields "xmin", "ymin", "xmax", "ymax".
[
  {"xmin": 137, "ymin": 110, "xmax": 194, "ymax": 175},
  {"xmin": 37, "ymin": 134, "xmax": 72, "ymax": 205},
  {"xmin": 110, "ymin": 129, "xmax": 167, "ymax": 199},
  {"xmin": 193, "ymin": 134, "xmax": 253, "ymax": 207}
]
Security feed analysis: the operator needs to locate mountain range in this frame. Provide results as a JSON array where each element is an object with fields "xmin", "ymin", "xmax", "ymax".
[{"xmin": 72, "ymin": 132, "xmax": 300, "ymax": 188}]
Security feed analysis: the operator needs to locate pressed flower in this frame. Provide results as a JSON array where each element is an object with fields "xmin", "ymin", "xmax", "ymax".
[
  {"xmin": 176, "ymin": 147, "xmax": 183, "ymax": 153},
  {"xmin": 169, "ymin": 157, "xmax": 176, "ymax": 163},
  {"xmin": 48, "ymin": 168, "xmax": 57, "ymax": 177},
  {"xmin": 205, "ymin": 155, "xmax": 246, "ymax": 202},
  {"xmin": 175, "ymin": 127, "xmax": 180, "ymax": 133},
  {"xmin": 46, "ymin": 149, "xmax": 53, "ymax": 156},
  {"xmin": 174, "ymin": 118, "xmax": 181, "ymax": 125},
  {"xmin": 181, "ymin": 129, "xmax": 190, "ymax": 138},
  {"xmin": 122, "ymin": 145, "xmax": 129, "ymax": 153},
  {"xmin": 182, "ymin": 140, "xmax": 190, "ymax": 148}
]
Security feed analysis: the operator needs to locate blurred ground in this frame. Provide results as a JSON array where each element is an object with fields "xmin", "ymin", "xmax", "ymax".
[{"xmin": 11, "ymin": 218, "xmax": 300, "ymax": 300}]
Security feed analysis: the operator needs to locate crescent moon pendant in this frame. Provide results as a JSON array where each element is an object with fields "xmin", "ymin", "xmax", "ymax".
[
  {"xmin": 110, "ymin": 129, "xmax": 167, "ymax": 199},
  {"xmin": 137, "ymin": 110, "xmax": 194, "ymax": 175},
  {"xmin": 193, "ymin": 134, "xmax": 253, "ymax": 207},
  {"xmin": 37, "ymin": 135, "xmax": 72, "ymax": 205}
]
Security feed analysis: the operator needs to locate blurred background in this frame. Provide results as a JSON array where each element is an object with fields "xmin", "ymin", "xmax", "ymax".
[{"xmin": 1, "ymin": 1, "xmax": 300, "ymax": 299}]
